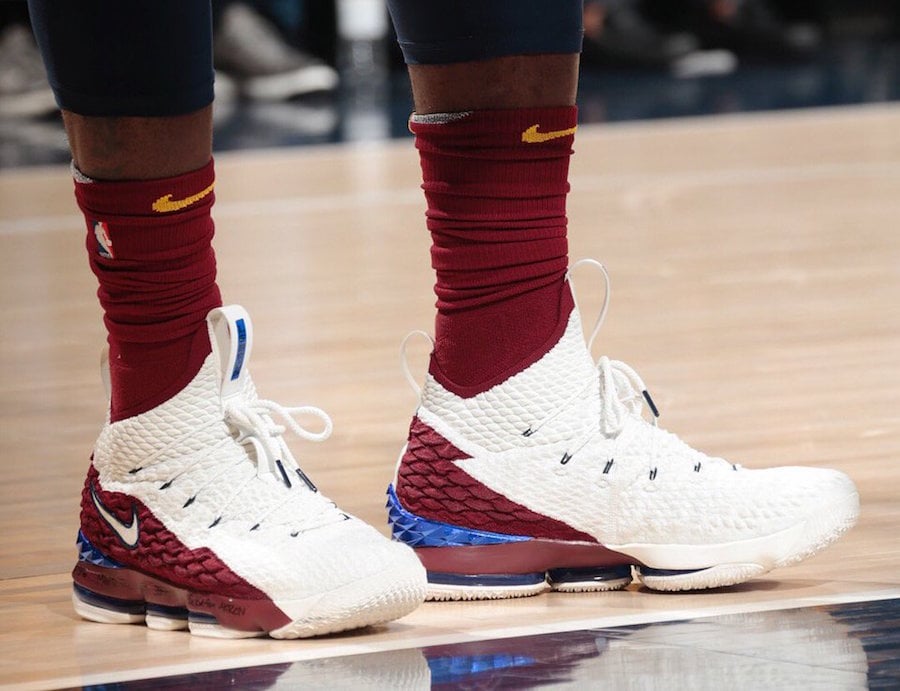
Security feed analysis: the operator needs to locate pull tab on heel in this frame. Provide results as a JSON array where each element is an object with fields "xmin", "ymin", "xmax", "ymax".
[{"xmin": 208, "ymin": 305, "xmax": 254, "ymax": 402}]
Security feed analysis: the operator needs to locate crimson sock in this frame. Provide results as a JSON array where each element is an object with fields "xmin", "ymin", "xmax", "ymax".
[
  {"xmin": 75, "ymin": 160, "xmax": 222, "ymax": 422},
  {"xmin": 411, "ymin": 107, "xmax": 577, "ymax": 397}
]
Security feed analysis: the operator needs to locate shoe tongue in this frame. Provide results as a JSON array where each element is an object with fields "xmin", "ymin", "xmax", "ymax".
[{"xmin": 208, "ymin": 306, "xmax": 254, "ymax": 402}]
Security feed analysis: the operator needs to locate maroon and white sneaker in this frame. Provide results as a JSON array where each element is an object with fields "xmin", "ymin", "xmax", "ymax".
[
  {"xmin": 388, "ymin": 263, "xmax": 858, "ymax": 600},
  {"xmin": 74, "ymin": 305, "xmax": 426, "ymax": 637}
]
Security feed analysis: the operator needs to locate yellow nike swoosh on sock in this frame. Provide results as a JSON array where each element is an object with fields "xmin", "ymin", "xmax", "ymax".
[
  {"xmin": 151, "ymin": 182, "xmax": 215, "ymax": 213},
  {"xmin": 521, "ymin": 124, "xmax": 578, "ymax": 144}
]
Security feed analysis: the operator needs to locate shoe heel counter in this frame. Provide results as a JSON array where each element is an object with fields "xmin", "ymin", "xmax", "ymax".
[
  {"xmin": 75, "ymin": 464, "xmax": 126, "ymax": 569},
  {"xmin": 392, "ymin": 415, "xmax": 465, "ymax": 514},
  {"xmin": 391, "ymin": 416, "xmax": 526, "ymax": 539},
  {"xmin": 78, "ymin": 463, "xmax": 108, "ymax": 549},
  {"xmin": 79, "ymin": 463, "xmax": 98, "ymax": 529},
  {"xmin": 389, "ymin": 415, "xmax": 457, "ymax": 543},
  {"xmin": 386, "ymin": 484, "xmax": 529, "ymax": 549},
  {"xmin": 393, "ymin": 416, "xmax": 597, "ymax": 543}
]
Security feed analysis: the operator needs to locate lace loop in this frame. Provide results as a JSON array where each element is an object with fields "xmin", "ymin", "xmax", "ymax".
[
  {"xmin": 224, "ymin": 398, "xmax": 332, "ymax": 486},
  {"xmin": 400, "ymin": 330, "xmax": 435, "ymax": 401},
  {"xmin": 567, "ymin": 260, "xmax": 659, "ymax": 435},
  {"xmin": 567, "ymin": 258, "xmax": 611, "ymax": 354},
  {"xmin": 518, "ymin": 262, "xmax": 660, "ymax": 443},
  {"xmin": 226, "ymin": 398, "xmax": 332, "ymax": 443},
  {"xmin": 597, "ymin": 356, "xmax": 659, "ymax": 436}
]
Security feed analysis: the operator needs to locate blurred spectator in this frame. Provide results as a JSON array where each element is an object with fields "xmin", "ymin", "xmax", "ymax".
[
  {"xmin": 582, "ymin": 0, "xmax": 701, "ymax": 69},
  {"xmin": 581, "ymin": 0, "xmax": 826, "ymax": 74},
  {"xmin": 0, "ymin": 3, "xmax": 55, "ymax": 118},
  {"xmin": 213, "ymin": 1, "xmax": 339, "ymax": 101},
  {"xmin": 0, "ymin": 0, "xmax": 338, "ymax": 118},
  {"xmin": 581, "ymin": 0, "xmax": 740, "ymax": 77},
  {"xmin": 649, "ymin": 0, "xmax": 823, "ymax": 60}
]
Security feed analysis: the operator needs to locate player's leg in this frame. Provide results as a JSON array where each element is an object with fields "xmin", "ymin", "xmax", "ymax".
[
  {"xmin": 28, "ymin": 0, "xmax": 424, "ymax": 637},
  {"xmin": 385, "ymin": 0, "xmax": 859, "ymax": 600},
  {"xmin": 391, "ymin": 1, "xmax": 583, "ymax": 390},
  {"xmin": 29, "ymin": 0, "xmax": 218, "ymax": 418}
]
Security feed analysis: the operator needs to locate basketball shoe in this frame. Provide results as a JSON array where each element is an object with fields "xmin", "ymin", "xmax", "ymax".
[
  {"xmin": 387, "ymin": 262, "xmax": 859, "ymax": 600},
  {"xmin": 74, "ymin": 305, "xmax": 426, "ymax": 637}
]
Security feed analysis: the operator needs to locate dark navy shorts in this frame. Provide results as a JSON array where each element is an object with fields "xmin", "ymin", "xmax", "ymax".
[
  {"xmin": 388, "ymin": 0, "xmax": 584, "ymax": 65},
  {"xmin": 27, "ymin": 0, "xmax": 583, "ymax": 116},
  {"xmin": 28, "ymin": 0, "xmax": 214, "ymax": 117}
]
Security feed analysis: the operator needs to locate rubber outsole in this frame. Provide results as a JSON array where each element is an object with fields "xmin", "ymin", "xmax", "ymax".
[
  {"xmin": 426, "ymin": 566, "xmax": 633, "ymax": 601},
  {"xmin": 72, "ymin": 560, "xmax": 426, "ymax": 639}
]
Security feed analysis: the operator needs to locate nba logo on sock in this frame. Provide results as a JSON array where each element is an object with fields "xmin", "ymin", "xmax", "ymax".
[{"xmin": 94, "ymin": 221, "xmax": 114, "ymax": 258}]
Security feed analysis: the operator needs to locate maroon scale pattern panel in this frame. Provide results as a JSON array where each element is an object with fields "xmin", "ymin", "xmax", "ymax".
[
  {"xmin": 396, "ymin": 417, "xmax": 595, "ymax": 542},
  {"xmin": 80, "ymin": 465, "xmax": 267, "ymax": 600}
]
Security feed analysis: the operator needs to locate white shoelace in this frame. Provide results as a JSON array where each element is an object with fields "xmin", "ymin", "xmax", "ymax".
[
  {"xmin": 522, "ymin": 354, "xmax": 659, "ymax": 453},
  {"xmin": 116, "ymin": 356, "xmax": 339, "ymax": 532},
  {"xmin": 142, "ymin": 396, "xmax": 335, "ymax": 532},
  {"xmin": 529, "ymin": 260, "xmax": 661, "ymax": 442},
  {"xmin": 178, "ymin": 398, "xmax": 336, "ymax": 532},
  {"xmin": 224, "ymin": 397, "xmax": 332, "ymax": 486},
  {"xmin": 596, "ymin": 355, "xmax": 659, "ymax": 437}
]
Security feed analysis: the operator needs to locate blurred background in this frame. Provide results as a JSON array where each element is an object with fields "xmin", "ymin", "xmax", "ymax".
[{"xmin": 1, "ymin": 0, "xmax": 899, "ymax": 169}]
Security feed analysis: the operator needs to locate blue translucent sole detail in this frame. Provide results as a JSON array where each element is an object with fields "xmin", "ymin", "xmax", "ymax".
[
  {"xmin": 147, "ymin": 603, "xmax": 189, "ymax": 621},
  {"xmin": 427, "ymin": 571, "xmax": 547, "ymax": 587},
  {"xmin": 547, "ymin": 565, "xmax": 633, "ymax": 585},
  {"xmin": 188, "ymin": 611, "xmax": 219, "ymax": 625},
  {"xmin": 73, "ymin": 582, "xmax": 144, "ymax": 615},
  {"xmin": 76, "ymin": 531, "xmax": 123, "ymax": 569},
  {"xmin": 638, "ymin": 566, "xmax": 705, "ymax": 577},
  {"xmin": 75, "ymin": 583, "xmax": 196, "ymax": 625},
  {"xmin": 386, "ymin": 484, "xmax": 532, "ymax": 548}
]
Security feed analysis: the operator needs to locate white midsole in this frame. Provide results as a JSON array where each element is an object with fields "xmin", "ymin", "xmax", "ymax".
[{"xmin": 610, "ymin": 492, "xmax": 859, "ymax": 571}]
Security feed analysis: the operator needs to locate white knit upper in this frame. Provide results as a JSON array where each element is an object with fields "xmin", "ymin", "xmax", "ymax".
[
  {"xmin": 92, "ymin": 309, "xmax": 422, "ymax": 616},
  {"xmin": 416, "ymin": 307, "xmax": 857, "ymax": 555}
]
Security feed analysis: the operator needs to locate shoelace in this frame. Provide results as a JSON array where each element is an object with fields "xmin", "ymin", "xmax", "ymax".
[
  {"xmin": 525, "ymin": 260, "xmax": 661, "ymax": 441},
  {"xmin": 224, "ymin": 397, "xmax": 332, "ymax": 487},
  {"xmin": 521, "ymin": 354, "xmax": 660, "ymax": 452},
  {"xmin": 187, "ymin": 398, "xmax": 335, "ymax": 532},
  {"xmin": 399, "ymin": 258, "xmax": 738, "ymax": 476},
  {"xmin": 399, "ymin": 259, "xmax": 663, "ymax": 438},
  {"xmin": 572, "ymin": 259, "xmax": 659, "ymax": 433},
  {"xmin": 180, "ymin": 397, "xmax": 337, "ymax": 532},
  {"xmin": 523, "ymin": 260, "xmax": 728, "ymax": 474},
  {"xmin": 571, "ymin": 260, "xmax": 737, "ymax": 471},
  {"xmin": 120, "ymin": 375, "xmax": 338, "ymax": 533},
  {"xmin": 596, "ymin": 355, "xmax": 659, "ymax": 437}
]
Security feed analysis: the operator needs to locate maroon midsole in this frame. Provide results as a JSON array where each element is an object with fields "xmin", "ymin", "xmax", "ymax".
[
  {"xmin": 415, "ymin": 539, "xmax": 641, "ymax": 574},
  {"xmin": 72, "ymin": 562, "xmax": 291, "ymax": 632}
]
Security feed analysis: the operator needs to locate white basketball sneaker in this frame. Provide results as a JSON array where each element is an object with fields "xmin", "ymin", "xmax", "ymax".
[
  {"xmin": 388, "ymin": 263, "xmax": 859, "ymax": 600},
  {"xmin": 73, "ymin": 306, "xmax": 426, "ymax": 638}
]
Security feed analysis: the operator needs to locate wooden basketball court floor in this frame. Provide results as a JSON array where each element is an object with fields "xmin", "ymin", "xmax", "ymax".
[{"xmin": 1, "ymin": 103, "xmax": 898, "ymax": 689}]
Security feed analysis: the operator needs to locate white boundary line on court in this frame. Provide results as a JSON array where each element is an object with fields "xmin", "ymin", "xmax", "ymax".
[{"xmin": 21, "ymin": 587, "xmax": 899, "ymax": 691}]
